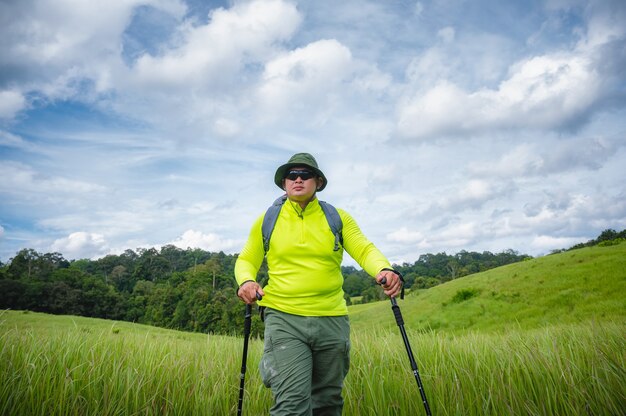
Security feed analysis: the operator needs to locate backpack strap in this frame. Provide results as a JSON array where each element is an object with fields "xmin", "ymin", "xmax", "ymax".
[
  {"xmin": 261, "ymin": 196, "xmax": 344, "ymax": 254},
  {"xmin": 262, "ymin": 195, "xmax": 287, "ymax": 254},
  {"xmin": 319, "ymin": 200, "xmax": 343, "ymax": 251}
]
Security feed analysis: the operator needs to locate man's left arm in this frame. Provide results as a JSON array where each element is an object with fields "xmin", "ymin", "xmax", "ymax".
[{"xmin": 340, "ymin": 210, "xmax": 403, "ymax": 298}]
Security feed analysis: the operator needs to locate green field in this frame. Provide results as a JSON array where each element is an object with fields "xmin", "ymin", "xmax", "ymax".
[
  {"xmin": 351, "ymin": 242, "xmax": 626, "ymax": 333},
  {"xmin": 1, "ymin": 243, "xmax": 625, "ymax": 415}
]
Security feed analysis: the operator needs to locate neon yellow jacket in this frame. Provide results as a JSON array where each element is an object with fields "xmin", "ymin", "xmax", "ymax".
[{"xmin": 234, "ymin": 197, "xmax": 391, "ymax": 316}]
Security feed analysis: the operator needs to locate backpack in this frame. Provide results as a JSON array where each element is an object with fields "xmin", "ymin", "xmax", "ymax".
[{"xmin": 262, "ymin": 195, "xmax": 343, "ymax": 254}]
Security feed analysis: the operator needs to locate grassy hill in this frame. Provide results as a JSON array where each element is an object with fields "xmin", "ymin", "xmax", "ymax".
[
  {"xmin": 350, "ymin": 242, "xmax": 626, "ymax": 333},
  {"xmin": 1, "ymin": 242, "xmax": 624, "ymax": 415}
]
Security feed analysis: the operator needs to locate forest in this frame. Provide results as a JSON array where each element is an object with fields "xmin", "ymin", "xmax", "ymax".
[{"xmin": 1, "ymin": 229, "xmax": 623, "ymax": 336}]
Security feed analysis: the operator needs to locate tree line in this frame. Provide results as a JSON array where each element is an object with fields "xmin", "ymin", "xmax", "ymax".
[
  {"xmin": 556, "ymin": 228, "xmax": 626, "ymax": 253},
  {"xmin": 342, "ymin": 248, "xmax": 532, "ymax": 303},
  {"xmin": 1, "ymin": 229, "xmax": 621, "ymax": 336}
]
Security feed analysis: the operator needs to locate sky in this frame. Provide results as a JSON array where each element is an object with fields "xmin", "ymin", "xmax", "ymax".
[{"xmin": 1, "ymin": 0, "xmax": 625, "ymax": 266}]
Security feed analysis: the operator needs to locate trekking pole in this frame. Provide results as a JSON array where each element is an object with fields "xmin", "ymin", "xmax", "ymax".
[
  {"xmin": 237, "ymin": 292, "xmax": 261, "ymax": 416},
  {"xmin": 380, "ymin": 275, "xmax": 432, "ymax": 416}
]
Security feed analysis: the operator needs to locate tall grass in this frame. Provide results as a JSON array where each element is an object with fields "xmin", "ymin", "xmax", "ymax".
[
  {"xmin": 0, "ymin": 311, "xmax": 271, "ymax": 415},
  {"xmin": 1, "ymin": 310, "xmax": 624, "ymax": 415},
  {"xmin": 347, "ymin": 324, "xmax": 625, "ymax": 415}
]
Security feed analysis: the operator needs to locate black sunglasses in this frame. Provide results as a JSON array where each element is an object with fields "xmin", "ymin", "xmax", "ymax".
[{"xmin": 285, "ymin": 169, "xmax": 316, "ymax": 181}]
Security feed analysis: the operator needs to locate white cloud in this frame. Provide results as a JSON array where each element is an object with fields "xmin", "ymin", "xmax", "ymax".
[
  {"xmin": 404, "ymin": 48, "xmax": 451, "ymax": 86},
  {"xmin": 87, "ymin": 0, "xmax": 306, "ymax": 138},
  {"xmin": 387, "ymin": 227, "xmax": 425, "ymax": 244},
  {"xmin": 0, "ymin": 130, "xmax": 32, "ymax": 150},
  {"xmin": 498, "ymin": 54, "xmax": 599, "ymax": 122},
  {"xmin": 396, "ymin": 0, "xmax": 626, "ymax": 142},
  {"xmin": 389, "ymin": 221, "xmax": 481, "ymax": 253},
  {"xmin": 0, "ymin": 90, "xmax": 27, "ymax": 119},
  {"xmin": 433, "ymin": 222, "xmax": 480, "ymax": 248},
  {"xmin": 3, "ymin": 0, "xmax": 187, "ymax": 66},
  {"xmin": 350, "ymin": 67, "xmax": 393, "ymax": 96},
  {"xmin": 131, "ymin": 0, "xmax": 300, "ymax": 90},
  {"xmin": 0, "ymin": 0, "xmax": 624, "ymax": 264},
  {"xmin": 0, "ymin": 161, "xmax": 106, "ymax": 195},
  {"xmin": 213, "ymin": 118, "xmax": 241, "ymax": 138},
  {"xmin": 540, "ymin": 136, "xmax": 619, "ymax": 172},
  {"xmin": 414, "ymin": 2, "xmax": 424, "ymax": 17},
  {"xmin": 437, "ymin": 27, "xmax": 455, "ymax": 43},
  {"xmin": 468, "ymin": 136, "xmax": 620, "ymax": 178},
  {"xmin": 0, "ymin": 0, "xmax": 187, "ymax": 113},
  {"xmin": 51, "ymin": 232, "xmax": 108, "ymax": 259},
  {"xmin": 469, "ymin": 143, "xmax": 542, "ymax": 178},
  {"xmin": 397, "ymin": 51, "xmax": 603, "ymax": 139},
  {"xmin": 169, "ymin": 229, "xmax": 238, "ymax": 252},
  {"xmin": 531, "ymin": 235, "xmax": 585, "ymax": 252},
  {"xmin": 256, "ymin": 39, "xmax": 353, "ymax": 119},
  {"xmin": 424, "ymin": 179, "xmax": 513, "ymax": 215},
  {"xmin": 39, "ymin": 208, "xmax": 152, "ymax": 239},
  {"xmin": 511, "ymin": 190, "xmax": 626, "ymax": 241},
  {"xmin": 581, "ymin": 0, "xmax": 626, "ymax": 49}
]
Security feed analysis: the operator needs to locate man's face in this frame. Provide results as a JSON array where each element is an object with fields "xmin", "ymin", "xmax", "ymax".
[{"xmin": 283, "ymin": 166, "xmax": 323, "ymax": 204}]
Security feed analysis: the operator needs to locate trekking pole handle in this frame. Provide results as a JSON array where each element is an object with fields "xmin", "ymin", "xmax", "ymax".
[
  {"xmin": 379, "ymin": 277, "xmax": 404, "ymax": 324},
  {"xmin": 379, "ymin": 268, "xmax": 405, "ymax": 299}
]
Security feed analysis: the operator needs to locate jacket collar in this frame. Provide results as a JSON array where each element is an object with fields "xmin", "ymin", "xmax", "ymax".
[{"xmin": 287, "ymin": 196, "xmax": 320, "ymax": 217}]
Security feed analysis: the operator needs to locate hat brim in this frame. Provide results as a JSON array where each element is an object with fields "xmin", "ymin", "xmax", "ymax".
[{"xmin": 274, "ymin": 162, "xmax": 327, "ymax": 191}]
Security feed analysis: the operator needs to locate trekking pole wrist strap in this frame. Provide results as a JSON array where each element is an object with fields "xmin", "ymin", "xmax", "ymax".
[{"xmin": 238, "ymin": 280, "xmax": 255, "ymax": 288}]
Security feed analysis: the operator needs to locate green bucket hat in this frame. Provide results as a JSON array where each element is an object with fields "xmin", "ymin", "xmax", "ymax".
[{"xmin": 274, "ymin": 153, "xmax": 327, "ymax": 191}]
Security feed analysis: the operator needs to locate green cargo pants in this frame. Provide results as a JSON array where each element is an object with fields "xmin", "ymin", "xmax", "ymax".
[{"xmin": 259, "ymin": 308, "xmax": 351, "ymax": 416}]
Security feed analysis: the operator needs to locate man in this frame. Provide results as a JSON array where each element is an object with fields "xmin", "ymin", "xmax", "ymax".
[{"xmin": 235, "ymin": 152, "xmax": 402, "ymax": 415}]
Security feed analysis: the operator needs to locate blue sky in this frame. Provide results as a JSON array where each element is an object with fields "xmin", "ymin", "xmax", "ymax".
[{"xmin": 1, "ymin": 0, "xmax": 625, "ymax": 265}]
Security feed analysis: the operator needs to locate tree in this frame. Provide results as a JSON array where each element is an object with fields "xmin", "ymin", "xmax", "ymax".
[
  {"xmin": 7, "ymin": 249, "xmax": 40, "ymax": 279},
  {"xmin": 109, "ymin": 265, "xmax": 131, "ymax": 292},
  {"xmin": 80, "ymin": 277, "xmax": 118, "ymax": 318},
  {"xmin": 0, "ymin": 279, "xmax": 27, "ymax": 309},
  {"xmin": 160, "ymin": 244, "xmax": 185, "ymax": 274},
  {"xmin": 446, "ymin": 260, "xmax": 460, "ymax": 279},
  {"xmin": 344, "ymin": 292, "xmax": 352, "ymax": 306},
  {"xmin": 143, "ymin": 285, "xmax": 180, "ymax": 327},
  {"xmin": 46, "ymin": 281, "xmax": 82, "ymax": 315},
  {"xmin": 412, "ymin": 277, "xmax": 440, "ymax": 290},
  {"xmin": 343, "ymin": 273, "xmax": 369, "ymax": 297},
  {"xmin": 361, "ymin": 285, "xmax": 385, "ymax": 303},
  {"xmin": 205, "ymin": 258, "xmax": 222, "ymax": 290},
  {"xmin": 133, "ymin": 248, "xmax": 166, "ymax": 282},
  {"xmin": 126, "ymin": 280, "xmax": 154, "ymax": 322},
  {"xmin": 597, "ymin": 229, "xmax": 619, "ymax": 242}
]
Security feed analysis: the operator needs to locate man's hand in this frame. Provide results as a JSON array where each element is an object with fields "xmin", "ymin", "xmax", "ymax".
[
  {"xmin": 375, "ymin": 269, "xmax": 403, "ymax": 298},
  {"xmin": 237, "ymin": 281, "xmax": 264, "ymax": 304}
]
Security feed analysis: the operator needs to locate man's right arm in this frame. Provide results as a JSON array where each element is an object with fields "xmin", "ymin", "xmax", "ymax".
[
  {"xmin": 234, "ymin": 214, "xmax": 265, "ymax": 287},
  {"xmin": 235, "ymin": 214, "xmax": 266, "ymax": 303}
]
